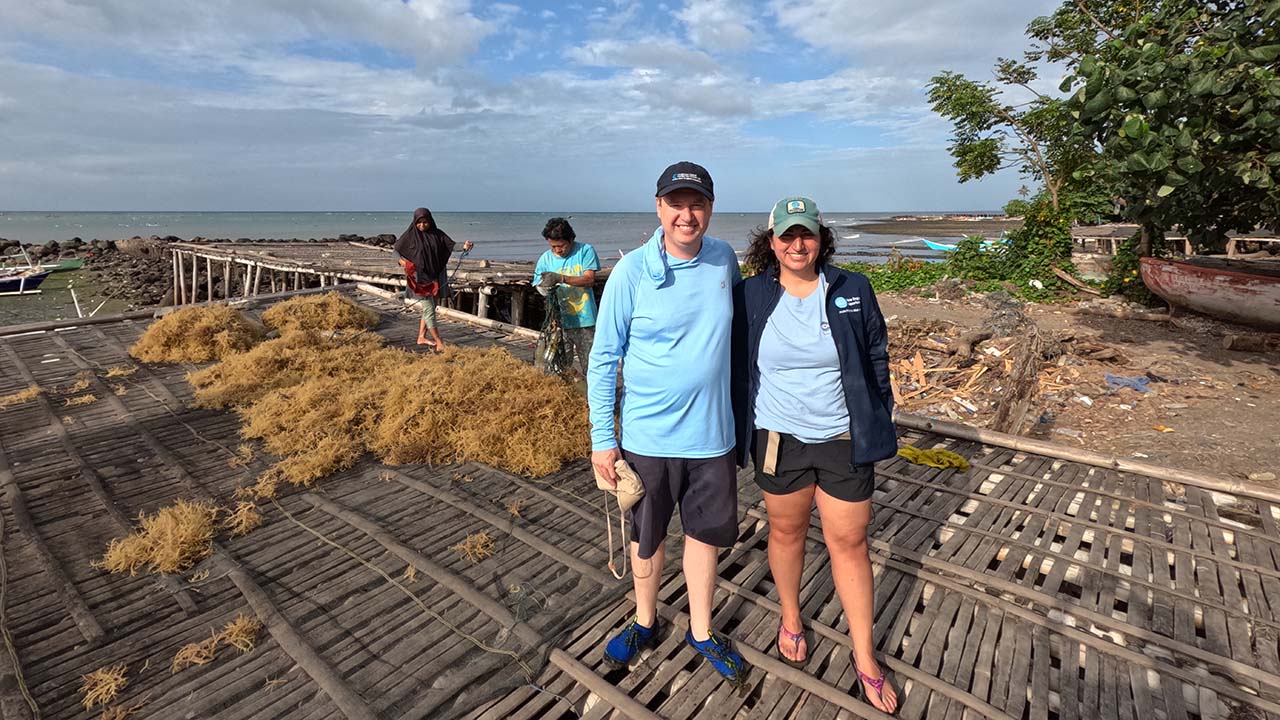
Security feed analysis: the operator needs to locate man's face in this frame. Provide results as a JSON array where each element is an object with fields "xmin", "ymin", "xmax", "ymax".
[
  {"xmin": 655, "ymin": 189, "xmax": 712, "ymax": 251},
  {"xmin": 548, "ymin": 238, "xmax": 573, "ymax": 258}
]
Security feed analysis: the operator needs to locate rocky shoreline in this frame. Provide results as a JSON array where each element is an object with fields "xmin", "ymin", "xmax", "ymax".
[{"xmin": 2, "ymin": 233, "xmax": 404, "ymax": 310}]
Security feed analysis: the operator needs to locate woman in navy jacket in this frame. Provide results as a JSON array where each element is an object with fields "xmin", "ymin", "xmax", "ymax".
[{"xmin": 732, "ymin": 197, "xmax": 897, "ymax": 712}]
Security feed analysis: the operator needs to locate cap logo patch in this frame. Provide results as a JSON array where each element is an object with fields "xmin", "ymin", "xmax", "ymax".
[
  {"xmin": 787, "ymin": 200, "xmax": 806, "ymax": 214},
  {"xmin": 671, "ymin": 172, "xmax": 702, "ymax": 184}
]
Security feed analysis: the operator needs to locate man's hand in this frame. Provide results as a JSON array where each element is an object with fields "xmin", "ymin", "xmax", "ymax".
[
  {"xmin": 592, "ymin": 448, "xmax": 622, "ymax": 487},
  {"xmin": 536, "ymin": 272, "xmax": 564, "ymax": 290}
]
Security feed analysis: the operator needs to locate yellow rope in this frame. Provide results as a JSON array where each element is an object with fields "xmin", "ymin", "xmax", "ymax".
[
  {"xmin": 897, "ymin": 445, "xmax": 971, "ymax": 471},
  {"xmin": 269, "ymin": 499, "xmax": 536, "ymax": 680}
]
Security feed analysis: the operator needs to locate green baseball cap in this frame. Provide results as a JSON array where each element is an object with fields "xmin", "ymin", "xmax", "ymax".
[{"xmin": 768, "ymin": 196, "xmax": 823, "ymax": 236}]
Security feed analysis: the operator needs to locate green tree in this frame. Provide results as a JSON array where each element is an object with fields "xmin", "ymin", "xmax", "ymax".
[
  {"xmin": 928, "ymin": 61, "xmax": 1092, "ymax": 212},
  {"xmin": 1066, "ymin": 0, "xmax": 1280, "ymax": 253}
]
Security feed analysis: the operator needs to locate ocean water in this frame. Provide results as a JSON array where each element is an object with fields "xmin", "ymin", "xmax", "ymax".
[{"xmin": 0, "ymin": 211, "xmax": 954, "ymax": 263}]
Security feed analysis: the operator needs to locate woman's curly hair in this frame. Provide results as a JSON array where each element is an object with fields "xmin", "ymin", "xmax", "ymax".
[{"xmin": 742, "ymin": 224, "xmax": 837, "ymax": 276}]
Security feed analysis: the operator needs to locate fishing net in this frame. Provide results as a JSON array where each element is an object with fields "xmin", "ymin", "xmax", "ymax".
[{"xmin": 535, "ymin": 293, "xmax": 573, "ymax": 376}]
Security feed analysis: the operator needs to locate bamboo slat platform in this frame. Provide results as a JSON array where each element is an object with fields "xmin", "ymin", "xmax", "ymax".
[{"xmin": 1, "ymin": 288, "xmax": 1278, "ymax": 719}]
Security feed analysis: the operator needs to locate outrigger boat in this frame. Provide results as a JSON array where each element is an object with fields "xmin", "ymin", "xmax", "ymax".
[
  {"xmin": 921, "ymin": 234, "xmax": 1008, "ymax": 253},
  {"xmin": 1140, "ymin": 256, "xmax": 1280, "ymax": 331},
  {"xmin": 0, "ymin": 268, "xmax": 51, "ymax": 295}
]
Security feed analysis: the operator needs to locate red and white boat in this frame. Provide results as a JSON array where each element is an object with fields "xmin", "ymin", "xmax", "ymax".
[{"xmin": 1139, "ymin": 256, "xmax": 1280, "ymax": 331}]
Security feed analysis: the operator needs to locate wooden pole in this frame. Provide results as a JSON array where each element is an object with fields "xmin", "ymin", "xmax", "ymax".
[
  {"xmin": 172, "ymin": 250, "xmax": 181, "ymax": 305},
  {"xmin": 894, "ymin": 412, "xmax": 1280, "ymax": 504},
  {"xmin": 206, "ymin": 256, "xmax": 213, "ymax": 302},
  {"xmin": 190, "ymin": 253, "xmax": 199, "ymax": 302},
  {"xmin": 476, "ymin": 288, "xmax": 490, "ymax": 319},
  {"xmin": 176, "ymin": 251, "xmax": 186, "ymax": 304},
  {"xmin": 223, "ymin": 260, "xmax": 231, "ymax": 299},
  {"xmin": 243, "ymin": 264, "xmax": 251, "ymax": 297},
  {"xmin": 294, "ymin": 271, "xmax": 301, "ymax": 291},
  {"xmin": 270, "ymin": 271, "xmax": 277, "ymax": 294},
  {"xmin": 252, "ymin": 264, "xmax": 262, "ymax": 295},
  {"xmin": 510, "ymin": 289, "xmax": 526, "ymax": 327}
]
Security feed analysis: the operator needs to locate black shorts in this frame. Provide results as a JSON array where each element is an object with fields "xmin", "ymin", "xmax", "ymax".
[
  {"xmin": 752, "ymin": 429, "xmax": 875, "ymax": 503},
  {"xmin": 622, "ymin": 449, "xmax": 739, "ymax": 560}
]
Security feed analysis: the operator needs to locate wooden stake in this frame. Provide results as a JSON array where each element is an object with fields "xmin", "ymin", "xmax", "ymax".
[
  {"xmin": 206, "ymin": 256, "xmax": 213, "ymax": 302},
  {"xmin": 172, "ymin": 250, "xmax": 181, "ymax": 305},
  {"xmin": 176, "ymin": 251, "xmax": 186, "ymax": 304},
  {"xmin": 252, "ymin": 264, "xmax": 262, "ymax": 295},
  {"xmin": 190, "ymin": 253, "xmax": 199, "ymax": 302},
  {"xmin": 223, "ymin": 260, "xmax": 231, "ymax": 299}
]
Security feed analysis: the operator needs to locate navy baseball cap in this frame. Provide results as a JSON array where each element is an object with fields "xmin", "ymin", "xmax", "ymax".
[{"xmin": 655, "ymin": 161, "xmax": 714, "ymax": 201}]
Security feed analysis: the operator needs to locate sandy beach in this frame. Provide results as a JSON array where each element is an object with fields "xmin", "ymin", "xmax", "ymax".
[{"xmin": 854, "ymin": 217, "xmax": 1022, "ymax": 238}]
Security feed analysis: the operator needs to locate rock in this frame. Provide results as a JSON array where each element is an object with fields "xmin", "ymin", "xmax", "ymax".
[{"xmin": 1248, "ymin": 472, "xmax": 1276, "ymax": 482}]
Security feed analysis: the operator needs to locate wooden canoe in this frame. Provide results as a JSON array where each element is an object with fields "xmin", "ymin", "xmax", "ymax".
[{"xmin": 1139, "ymin": 256, "xmax": 1280, "ymax": 331}]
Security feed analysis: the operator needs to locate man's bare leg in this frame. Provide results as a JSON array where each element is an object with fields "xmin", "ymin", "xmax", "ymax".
[
  {"xmin": 683, "ymin": 536, "xmax": 719, "ymax": 641},
  {"xmin": 633, "ymin": 539, "xmax": 665, "ymax": 627}
]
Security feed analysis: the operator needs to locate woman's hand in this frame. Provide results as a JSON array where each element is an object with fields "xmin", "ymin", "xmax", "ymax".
[{"xmin": 462, "ymin": 240, "xmax": 475, "ymax": 252}]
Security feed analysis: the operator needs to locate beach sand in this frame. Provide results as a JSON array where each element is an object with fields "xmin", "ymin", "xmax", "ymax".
[{"xmin": 855, "ymin": 217, "xmax": 1022, "ymax": 238}]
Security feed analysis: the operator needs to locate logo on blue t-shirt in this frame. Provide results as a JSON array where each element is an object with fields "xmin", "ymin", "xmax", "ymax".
[{"xmin": 834, "ymin": 296, "xmax": 848, "ymax": 309}]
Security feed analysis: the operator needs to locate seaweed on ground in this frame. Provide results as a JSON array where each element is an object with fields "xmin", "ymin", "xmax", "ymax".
[
  {"xmin": 217, "ymin": 613, "xmax": 263, "ymax": 653},
  {"xmin": 80, "ymin": 663, "xmax": 128, "ymax": 709},
  {"xmin": 260, "ymin": 291, "xmax": 380, "ymax": 335},
  {"xmin": 97, "ymin": 500, "xmax": 219, "ymax": 575},
  {"xmin": 171, "ymin": 632, "xmax": 219, "ymax": 673},
  {"xmin": 0, "ymin": 386, "xmax": 40, "ymax": 409},
  {"xmin": 129, "ymin": 305, "xmax": 263, "ymax": 363},
  {"xmin": 224, "ymin": 502, "xmax": 263, "ymax": 537}
]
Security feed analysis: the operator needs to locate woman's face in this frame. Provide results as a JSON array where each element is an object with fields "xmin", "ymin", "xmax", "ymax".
[
  {"xmin": 415, "ymin": 217, "xmax": 431, "ymax": 231},
  {"xmin": 770, "ymin": 225, "xmax": 820, "ymax": 274}
]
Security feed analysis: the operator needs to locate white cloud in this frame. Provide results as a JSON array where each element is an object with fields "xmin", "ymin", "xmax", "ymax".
[
  {"xmin": 566, "ymin": 38, "xmax": 723, "ymax": 74},
  {"xmin": 2, "ymin": 0, "xmax": 495, "ymax": 65},
  {"xmin": 769, "ymin": 0, "xmax": 1059, "ymax": 72},
  {"xmin": 677, "ymin": 0, "xmax": 758, "ymax": 52}
]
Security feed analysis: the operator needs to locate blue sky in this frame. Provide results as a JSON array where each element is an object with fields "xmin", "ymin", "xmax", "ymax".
[{"xmin": 0, "ymin": 0, "xmax": 1064, "ymax": 212}]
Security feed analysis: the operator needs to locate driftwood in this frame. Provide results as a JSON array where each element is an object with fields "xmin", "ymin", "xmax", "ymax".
[
  {"xmin": 1052, "ymin": 266, "xmax": 1103, "ymax": 295},
  {"xmin": 946, "ymin": 330, "xmax": 993, "ymax": 361},
  {"xmin": 989, "ymin": 327, "xmax": 1042, "ymax": 434},
  {"xmin": 1223, "ymin": 334, "xmax": 1271, "ymax": 352},
  {"xmin": 1069, "ymin": 306, "xmax": 1172, "ymax": 322}
]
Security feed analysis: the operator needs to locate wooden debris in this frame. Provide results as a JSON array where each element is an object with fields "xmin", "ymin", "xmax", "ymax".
[{"xmin": 1223, "ymin": 334, "xmax": 1270, "ymax": 352}]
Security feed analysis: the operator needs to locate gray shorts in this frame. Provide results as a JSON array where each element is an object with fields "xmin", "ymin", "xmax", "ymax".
[{"xmin": 622, "ymin": 449, "xmax": 739, "ymax": 559}]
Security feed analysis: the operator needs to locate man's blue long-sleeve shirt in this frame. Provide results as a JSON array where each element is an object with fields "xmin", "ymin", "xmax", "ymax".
[{"xmin": 587, "ymin": 229, "xmax": 740, "ymax": 457}]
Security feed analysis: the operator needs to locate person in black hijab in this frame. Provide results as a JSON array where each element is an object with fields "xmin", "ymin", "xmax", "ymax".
[{"xmin": 394, "ymin": 207, "xmax": 472, "ymax": 347}]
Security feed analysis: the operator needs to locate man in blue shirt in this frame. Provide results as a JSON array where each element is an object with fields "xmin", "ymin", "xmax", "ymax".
[
  {"xmin": 587, "ymin": 161, "xmax": 749, "ymax": 686},
  {"xmin": 533, "ymin": 217, "xmax": 600, "ymax": 379}
]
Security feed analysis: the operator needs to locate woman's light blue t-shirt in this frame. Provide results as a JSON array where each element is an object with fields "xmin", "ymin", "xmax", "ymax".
[{"xmin": 753, "ymin": 274, "xmax": 850, "ymax": 443}]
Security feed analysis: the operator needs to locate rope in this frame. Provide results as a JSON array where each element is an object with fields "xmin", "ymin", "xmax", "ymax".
[
  {"xmin": 269, "ymin": 499, "xmax": 536, "ymax": 679},
  {"xmin": 602, "ymin": 493, "xmax": 627, "ymax": 580},
  {"xmin": 0, "ymin": 510, "xmax": 41, "ymax": 718},
  {"xmin": 271, "ymin": 498, "xmax": 583, "ymax": 715}
]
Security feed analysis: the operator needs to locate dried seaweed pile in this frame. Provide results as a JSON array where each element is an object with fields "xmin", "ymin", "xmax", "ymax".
[
  {"xmin": 171, "ymin": 614, "xmax": 262, "ymax": 673},
  {"xmin": 129, "ymin": 306, "xmax": 264, "ymax": 363},
  {"xmin": 220, "ymin": 338, "xmax": 589, "ymax": 498},
  {"xmin": 97, "ymin": 500, "xmax": 219, "ymax": 575},
  {"xmin": 260, "ymin": 292, "xmax": 380, "ymax": 335},
  {"xmin": 182, "ymin": 305, "xmax": 588, "ymax": 498}
]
